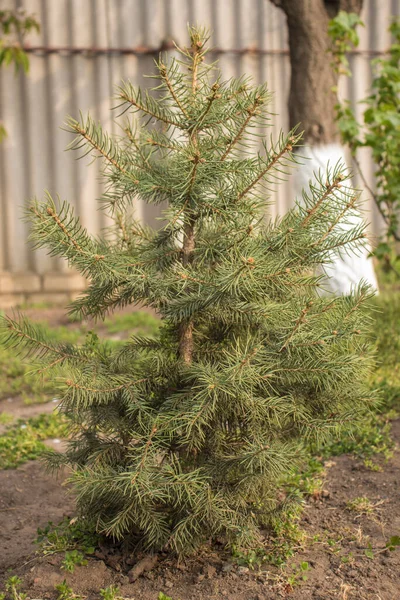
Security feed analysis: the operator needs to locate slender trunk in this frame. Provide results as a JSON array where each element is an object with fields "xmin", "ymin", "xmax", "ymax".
[
  {"xmin": 178, "ymin": 34, "xmax": 203, "ymax": 364},
  {"xmin": 179, "ymin": 217, "xmax": 196, "ymax": 364}
]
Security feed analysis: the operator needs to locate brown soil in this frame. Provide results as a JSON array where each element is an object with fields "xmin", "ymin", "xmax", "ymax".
[
  {"xmin": 1, "ymin": 422, "xmax": 399, "ymax": 600},
  {"xmin": 0, "ymin": 462, "xmax": 73, "ymax": 573}
]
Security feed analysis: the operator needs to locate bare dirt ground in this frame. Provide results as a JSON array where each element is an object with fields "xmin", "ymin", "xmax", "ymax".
[{"xmin": 0, "ymin": 422, "xmax": 399, "ymax": 600}]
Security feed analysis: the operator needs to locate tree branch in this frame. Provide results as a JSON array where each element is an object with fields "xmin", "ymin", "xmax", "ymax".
[{"xmin": 237, "ymin": 138, "xmax": 294, "ymax": 201}]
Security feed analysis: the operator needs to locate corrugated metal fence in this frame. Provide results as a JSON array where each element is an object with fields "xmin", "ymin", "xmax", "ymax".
[{"xmin": 0, "ymin": 0, "xmax": 399, "ymax": 306}]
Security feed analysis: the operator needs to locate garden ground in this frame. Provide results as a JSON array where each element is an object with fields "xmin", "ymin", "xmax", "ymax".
[{"xmin": 0, "ymin": 292, "xmax": 400, "ymax": 600}]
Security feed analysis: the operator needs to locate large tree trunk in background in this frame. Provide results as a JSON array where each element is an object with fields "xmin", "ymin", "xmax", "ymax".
[
  {"xmin": 270, "ymin": 0, "xmax": 378, "ymax": 295},
  {"xmin": 271, "ymin": 0, "xmax": 363, "ymax": 144}
]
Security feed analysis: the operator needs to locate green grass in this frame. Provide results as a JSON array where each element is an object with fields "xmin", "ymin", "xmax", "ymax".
[
  {"xmin": 103, "ymin": 311, "xmax": 160, "ymax": 337},
  {"xmin": 0, "ymin": 412, "xmax": 14, "ymax": 426},
  {"xmin": 0, "ymin": 413, "xmax": 67, "ymax": 469},
  {"xmin": 369, "ymin": 292, "xmax": 400, "ymax": 410}
]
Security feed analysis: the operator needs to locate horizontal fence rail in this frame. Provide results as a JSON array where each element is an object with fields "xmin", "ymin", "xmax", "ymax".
[
  {"xmin": 21, "ymin": 45, "xmax": 391, "ymax": 56},
  {"xmin": 0, "ymin": 0, "xmax": 399, "ymax": 307}
]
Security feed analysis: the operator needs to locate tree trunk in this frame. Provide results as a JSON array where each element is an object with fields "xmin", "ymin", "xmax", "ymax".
[
  {"xmin": 270, "ymin": 0, "xmax": 378, "ymax": 295},
  {"xmin": 270, "ymin": 0, "xmax": 363, "ymax": 144},
  {"xmin": 179, "ymin": 217, "xmax": 196, "ymax": 364}
]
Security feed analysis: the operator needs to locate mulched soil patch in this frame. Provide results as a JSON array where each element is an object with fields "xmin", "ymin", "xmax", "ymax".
[{"xmin": 1, "ymin": 421, "xmax": 399, "ymax": 600}]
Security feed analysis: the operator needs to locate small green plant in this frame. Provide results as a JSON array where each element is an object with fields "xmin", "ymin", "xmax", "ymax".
[
  {"xmin": 158, "ymin": 593, "xmax": 174, "ymax": 600},
  {"xmin": 386, "ymin": 535, "xmax": 400, "ymax": 552},
  {"xmin": 346, "ymin": 497, "xmax": 384, "ymax": 519},
  {"xmin": 363, "ymin": 458, "xmax": 382, "ymax": 472},
  {"xmin": 364, "ymin": 542, "xmax": 375, "ymax": 559},
  {"xmin": 3, "ymin": 577, "xmax": 26, "ymax": 600},
  {"xmin": 286, "ymin": 561, "xmax": 310, "ymax": 589},
  {"xmin": 55, "ymin": 580, "xmax": 81, "ymax": 600},
  {"xmin": 233, "ymin": 516, "xmax": 305, "ymax": 570},
  {"xmin": 340, "ymin": 551, "xmax": 354, "ymax": 564},
  {"xmin": 321, "ymin": 411, "xmax": 394, "ymax": 463},
  {"xmin": 282, "ymin": 456, "xmax": 325, "ymax": 500},
  {"xmin": 326, "ymin": 536, "xmax": 342, "ymax": 554},
  {"xmin": 36, "ymin": 516, "xmax": 97, "ymax": 556},
  {"xmin": 232, "ymin": 546, "xmax": 267, "ymax": 570},
  {"xmin": 61, "ymin": 550, "xmax": 88, "ymax": 572},
  {"xmin": 100, "ymin": 587, "xmax": 122, "ymax": 600}
]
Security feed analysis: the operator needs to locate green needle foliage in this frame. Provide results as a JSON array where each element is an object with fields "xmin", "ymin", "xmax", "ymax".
[{"xmin": 1, "ymin": 27, "xmax": 375, "ymax": 555}]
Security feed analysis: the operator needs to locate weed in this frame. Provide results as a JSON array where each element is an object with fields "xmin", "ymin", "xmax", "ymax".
[
  {"xmin": 232, "ymin": 547, "xmax": 268, "ymax": 570},
  {"xmin": 386, "ymin": 535, "xmax": 400, "ymax": 552},
  {"xmin": 55, "ymin": 580, "xmax": 81, "ymax": 600},
  {"xmin": 346, "ymin": 497, "xmax": 385, "ymax": 519},
  {"xmin": 61, "ymin": 550, "xmax": 88, "ymax": 572},
  {"xmin": 100, "ymin": 586, "xmax": 122, "ymax": 600},
  {"xmin": 1, "ymin": 579, "xmax": 133, "ymax": 600},
  {"xmin": 36, "ymin": 516, "xmax": 97, "ymax": 556},
  {"xmin": 233, "ymin": 519, "xmax": 305, "ymax": 569},
  {"xmin": 363, "ymin": 458, "xmax": 383, "ymax": 472},
  {"xmin": 158, "ymin": 594, "xmax": 174, "ymax": 600},
  {"xmin": 0, "ymin": 577, "xmax": 27, "ymax": 600},
  {"xmin": 340, "ymin": 551, "xmax": 354, "ymax": 564},
  {"xmin": 364, "ymin": 542, "xmax": 375, "ymax": 559},
  {"xmin": 285, "ymin": 561, "xmax": 310, "ymax": 590},
  {"xmin": 282, "ymin": 456, "xmax": 326, "ymax": 500}
]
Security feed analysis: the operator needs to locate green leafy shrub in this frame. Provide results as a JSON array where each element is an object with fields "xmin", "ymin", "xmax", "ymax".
[
  {"xmin": 329, "ymin": 14, "xmax": 400, "ymax": 274},
  {"xmin": 1, "ymin": 27, "xmax": 375, "ymax": 555}
]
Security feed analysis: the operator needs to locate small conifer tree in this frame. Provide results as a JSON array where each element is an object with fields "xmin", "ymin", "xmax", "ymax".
[{"xmin": 2, "ymin": 28, "xmax": 375, "ymax": 554}]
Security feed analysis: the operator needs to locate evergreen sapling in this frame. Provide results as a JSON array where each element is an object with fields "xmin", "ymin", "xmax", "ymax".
[{"xmin": 1, "ymin": 28, "xmax": 375, "ymax": 555}]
